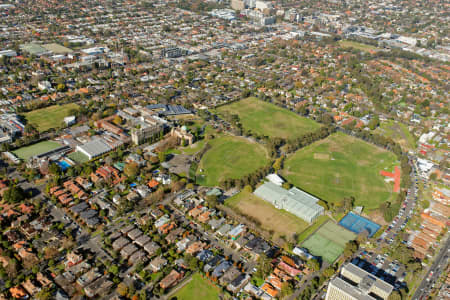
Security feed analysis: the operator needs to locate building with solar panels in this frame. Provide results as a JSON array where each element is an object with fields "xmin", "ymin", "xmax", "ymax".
[{"xmin": 253, "ymin": 181, "xmax": 324, "ymax": 223}]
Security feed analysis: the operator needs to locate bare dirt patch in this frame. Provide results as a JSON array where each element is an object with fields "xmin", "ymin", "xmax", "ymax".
[
  {"xmin": 366, "ymin": 210, "xmax": 388, "ymax": 226},
  {"xmin": 314, "ymin": 153, "xmax": 330, "ymax": 160}
]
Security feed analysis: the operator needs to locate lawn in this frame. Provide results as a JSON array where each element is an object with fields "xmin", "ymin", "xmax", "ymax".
[
  {"xmin": 301, "ymin": 221, "xmax": 356, "ymax": 263},
  {"xmin": 376, "ymin": 120, "xmax": 416, "ymax": 150},
  {"xmin": 338, "ymin": 40, "xmax": 381, "ymax": 52},
  {"xmin": 22, "ymin": 103, "xmax": 79, "ymax": 132},
  {"xmin": 296, "ymin": 215, "xmax": 330, "ymax": 244},
  {"xmin": 173, "ymin": 273, "xmax": 221, "ymax": 300},
  {"xmin": 226, "ymin": 189, "xmax": 310, "ymax": 240},
  {"xmin": 216, "ymin": 97, "xmax": 320, "ymax": 139},
  {"xmin": 196, "ymin": 135, "xmax": 269, "ymax": 187},
  {"xmin": 13, "ymin": 141, "xmax": 61, "ymax": 160},
  {"xmin": 282, "ymin": 132, "xmax": 398, "ymax": 210},
  {"xmin": 67, "ymin": 151, "xmax": 90, "ymax": 164}
]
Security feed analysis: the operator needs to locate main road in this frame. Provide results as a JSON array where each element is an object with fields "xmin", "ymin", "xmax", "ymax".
[{"xmin": 412, "ymin": 238, "xmax": 449, "ymax": 300}]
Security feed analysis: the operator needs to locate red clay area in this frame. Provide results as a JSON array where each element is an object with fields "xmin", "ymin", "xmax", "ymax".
[{"xmin": 380, "ymin": 166, "xmax": 401, "ymax": 193}]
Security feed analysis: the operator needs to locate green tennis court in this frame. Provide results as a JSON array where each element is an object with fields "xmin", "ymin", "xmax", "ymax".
[{"xmin": 302, "ymin": 221, "xmax": 356, "ymax": 263}]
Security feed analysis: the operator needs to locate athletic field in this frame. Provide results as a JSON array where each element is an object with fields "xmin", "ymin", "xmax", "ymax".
[
  {"xmin": 302, "ymin": 221, "xmax": 356, "ymax": 263},
  {"xmin": 216, "ymin": 97, "xmax": 320, "ymax": 139},
  {"xmin": 172, "ymin": 273, "xmax": 221, "ymax": 300},
  {"xmin": 13, "ymin": 141, "xmax": 61, "ymax": 160},
  {"xmin": 282, "ymin": 132, "xmax": 398, "ymax": 209},
  {"xmin": 23, "ymin": 103, "xmax": 79, "ymax": 132},
  {"xmin": 67, "ymin": 151, "xmax": 90, "ymax": 164},
  {"xmin": 338, "ymin": 40, "xmax": 381, "ymax": 52},
  {"xmin": 226, "ymin": 190, "xmax": 310, "ymax": 240},
  {"xmin": 196, "ymin": 135, "xmax": 269, "ymax": 187}
]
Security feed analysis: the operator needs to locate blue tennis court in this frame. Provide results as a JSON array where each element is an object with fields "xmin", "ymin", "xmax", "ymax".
[{"xmin": 339, "ymin": 212, "xmax": 380, "ymax": 237}]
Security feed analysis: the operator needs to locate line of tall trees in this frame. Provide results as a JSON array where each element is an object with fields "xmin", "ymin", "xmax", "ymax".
[
  {"xmin": 284, "ymin": 125, "xmax": 336, "ymax": 154},
  {"xmin": 219, "ymin": 164, "xmax": 273, "ymax": 190}
]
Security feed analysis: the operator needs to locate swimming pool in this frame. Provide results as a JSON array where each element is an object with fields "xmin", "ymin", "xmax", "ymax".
[{"xmin": 58, "ymin": 160, "xmax": 71, "ymax": 171}]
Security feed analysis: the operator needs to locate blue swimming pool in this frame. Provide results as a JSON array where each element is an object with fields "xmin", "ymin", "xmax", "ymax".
[
  {"xmin": 58, "ymin": 160, "xmax": 71, "ymax": 171},
  {"xmin": 339, "ymin": 212, "xmax": 381, "ymax": 237}
]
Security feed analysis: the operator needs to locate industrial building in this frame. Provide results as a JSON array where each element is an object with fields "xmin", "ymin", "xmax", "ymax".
[
  {"xmin": 326, "ymin": 263, "xmax": 393, "ymax": 300},
  {"xmin": 253, "ymin": 181, "xmax": 324, "ymax": 223},
  {"xmin": 76, "ymin": 138, "xmax": 112, "ymax": 160}
]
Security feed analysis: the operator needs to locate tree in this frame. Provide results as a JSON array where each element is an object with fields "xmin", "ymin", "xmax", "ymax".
[
  {"xmin": 109, "ymin": 265, "xmax": 119, "ymax": 276},
  {"xmin": 124, "ymin": 162, "xmax": 139, "ymax": 178},
  {"xmin": 343, "ymin": 240, "xmax": 359, "ymax": 258},
  {"xmin": 282, "ymin": 182, "xmax": 292, "ymax": 190},
  {"xmin": 388, "ymin": 290, "xmax": 402, "ymax": 300},
  {"xmin": 205, "ymin": 194, "xmax": 218, "ymax": 208},
  {"xmin": 113, "ymin": 115, "xmax": 123, "ymax": 125},
  {"xmin": 117, "ymin": 282, "xmax": 129, "ymax": 297},
  {"xmin": 429, "ymin": 173, "xmax": 437, "ymax": 181},
  {"xmin": 322, "ymin": 267, "xmax": 335, "ymax": 278},
  {"xmin": 3, "ymin": 186, "xmax": 26, "ymax": 204},
  {"xmin": 255, "ymin": 254, "xmax": 272, "ymax": 279},
  {"xmin": 368, "ymin": 117, "xmax": 380, "ymax": 130},
  {"xmin": 35, "ymin": 287, "xmax": 53, "ymax": 300},
  {"xmin": 158, "ymin": 151, "xmax": 166, "ymax": 163},
  {"xmin": 56, "ymin": 83, "xmax": 66, "ymax": 92},
  {"xmin": 307, "ymin": 258, "xmax": 320, "ymax": 272},
  {"xmin": 184, "ymin": 254, "xmax": 199, "ymax": 270},
  {"xmin": 280, "ymin": 281, "xmax": 294, "ymax": 299},
  {"xmin": 49, "ymin": 163, "xmax": 61, "ymax": 175}
]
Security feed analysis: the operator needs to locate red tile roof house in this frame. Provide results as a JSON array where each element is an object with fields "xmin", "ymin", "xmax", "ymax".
[{"xmin": 159, "ymin": 269, "xmax": 183, "ymax": 289}]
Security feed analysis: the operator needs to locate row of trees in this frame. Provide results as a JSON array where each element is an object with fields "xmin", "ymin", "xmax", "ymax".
[
  {"xmin": 284, "ymin": 126, "xmax": 335, "ymax": 154},
  {"xmin": 219, "ymin": 164, "xmax": 273, "ymax": 190}
]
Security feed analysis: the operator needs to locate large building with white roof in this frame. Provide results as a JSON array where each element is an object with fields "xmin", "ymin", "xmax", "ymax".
[
  {"xmin": 326, "ymin": 263, "xmax": 393, "ymax": 300},
  {"xmin": 253, "ymin": 181, "xmax": 324, "ymax": 223}
]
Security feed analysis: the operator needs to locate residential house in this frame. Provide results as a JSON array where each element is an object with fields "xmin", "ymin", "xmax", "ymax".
[
  {"xmin": 159, "ymin": 270, "xmax": 183, "ymax": 289},
  {"xmin": 150, "ymin": 256, "xmax": 167, "ymax": 272}
]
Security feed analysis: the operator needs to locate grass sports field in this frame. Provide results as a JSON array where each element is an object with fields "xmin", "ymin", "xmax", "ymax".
[
  {"xmin": 13, "ymin": 141, "xmax": 61, "ymax": 160},
  {"xmin": 302, "ymin": 221, "xmax": 356, "ymax": 263},
  {"xmin": 172, "ymin": 273, "xmax": 221, "ymax": 300},
  {"xmin": 23, "ymin": 103, "xmax": 79, "ymax": 132},
  {"xmin": 216, "ymin": 97, "xmax": 320, "ymax": 139},
  {"xmin": 282, "ymin": 132, "xmax": 398, "ymax": 210},
  {"xmin": 196, "ymin": 135, "xmax": 269, "ymax": 187},
  {"xmin": 338, "ymin": 40, "xmax": 381, "ymax": 52},
  {"xmin": 226, "ymin": 189, "xmax": 309, "ymax": 240},
  {"xmin": 67, "ymin": 151, "xmax": 90, "ymax": 164},
  {"xmin": 376, "ymin": 120, "xmax": 416, "ymax": 150}
]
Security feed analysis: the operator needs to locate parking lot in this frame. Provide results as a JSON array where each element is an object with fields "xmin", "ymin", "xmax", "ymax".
[{"xmin": 352, "ymin": 251, "xmax": 406, "ymax": 288}]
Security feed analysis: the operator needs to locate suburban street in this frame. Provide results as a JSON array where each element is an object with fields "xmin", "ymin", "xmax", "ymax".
[
  {"xmin": 380, "ymin": 156, "xmax": 419, "ymax": 246},
  {"xmin": 412, "ymin": 238, "xmax": 450, "ymax": 300}
]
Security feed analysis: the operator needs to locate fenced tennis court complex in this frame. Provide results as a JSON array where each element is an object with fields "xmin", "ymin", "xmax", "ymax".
[
  {"xmin": 339, "ymin": 212, "xmax": 381, "ymax": 237},
  {"xmin": 301, "ymin": 220, "xmax": 356, "ymax": 263}
]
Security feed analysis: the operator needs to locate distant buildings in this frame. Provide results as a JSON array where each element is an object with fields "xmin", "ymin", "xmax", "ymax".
[
  {"xmin": 0, "ymin": 49, "xmax": 17, "ymax": 57},
  {"xmin": 131, "ymin": 117, "xmax": 165, "ymax": 145},
  {"xmin": 231, "ymin": 0, "xmax": 245, "ymax": 11},
  {"xmin": 170, "ymin": 126, "xmax": 194, "ymax": 145},
  {"xmin": 210, "ymin": 9, "xmax": 236, "ymax": 21},
  {"xmin": 326, "ymin": 263, "xmax": 393, "ymax": 300}
]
